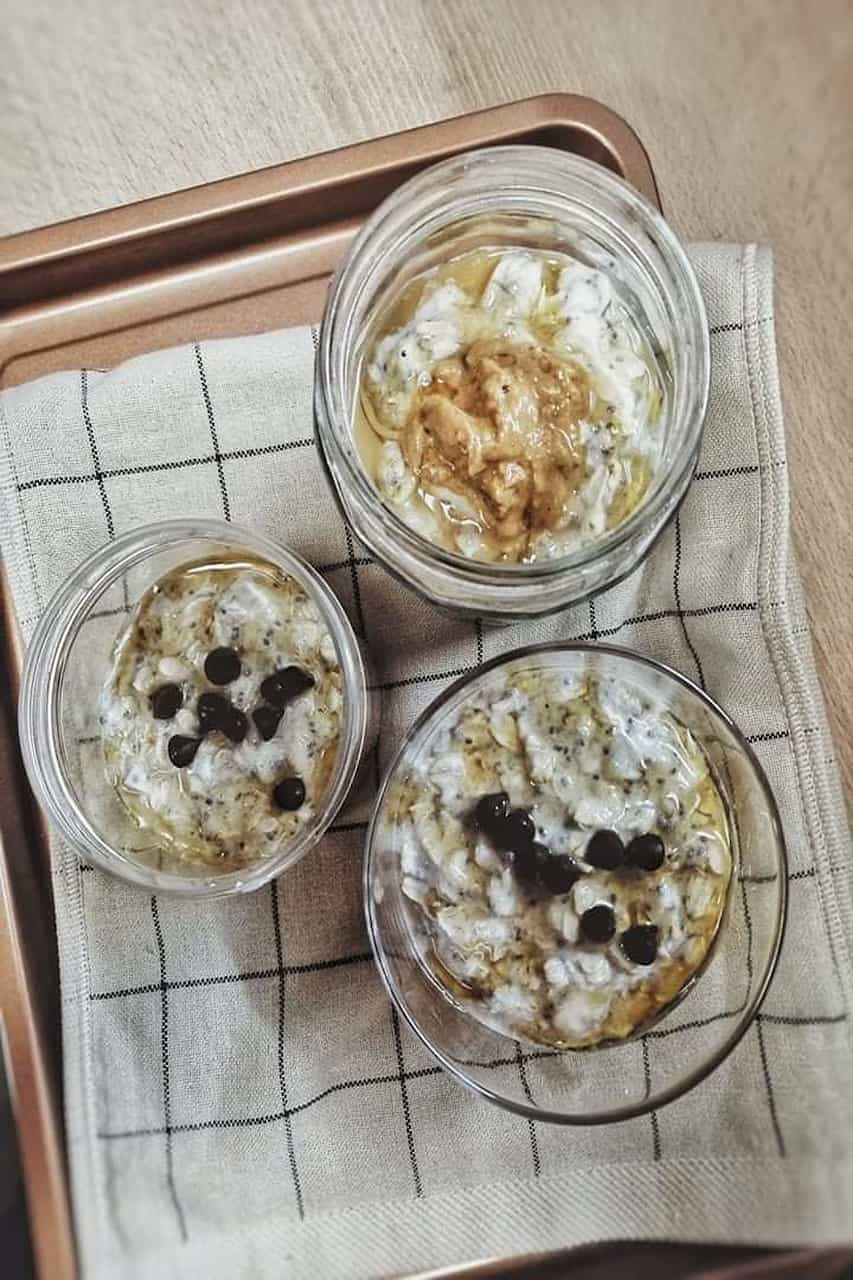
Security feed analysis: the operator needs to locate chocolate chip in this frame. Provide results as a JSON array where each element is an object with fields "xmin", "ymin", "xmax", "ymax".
[
  {"xmin": 204, "ymin": 647, "xmax": 241, "ymax": 685},
  {"xmin": 473, "ymin": 792, "xmax": 509, "ymax": 834},
  {"xmin": 491, "ymin": 808, "xmax": 535, "ymax": 853},
  {"xmin": 197, "ymin": 691, "xmax": 230, "ymax": 734},
  {"xmin": 580, "ymin": 903, "xmax": 616, "ymax": 944},
  {"xmin": 221, "ymin": 706, "xmax": 248, "ymax": 744},
  {"xmin": 252, "ymin": 703, "xmax": 283, "ymax": 741},
  {"xmin": 626, "ymin": 833, "xmax": 665, "ymax": 871},
  {"xmin": 150, "ymin": 683, "xmax": 182, "ymax": 720},
  {"xmin": 512, "ymin": 841, "xmax": 548, "ymax": 887},
  {"xmin": 585, "ymin": 829, "xmax": 625, "ymax": 870},
  {"xmin": 273, "ymin": 777, "xmax": 306, "ymax": 811},
  {"xmin": 167, "ymin": 735, "xmax": 201, "ymax": 768},
  {"xmin": 261, "ymin": 666, "xmax": 315, "ymax": 709},
  {"xmin": 620, "ymin": 924, "xmax": 659, "ymax": 965},
  {"xmin": 196, "ymin": 692, "xmax": 247, "ymax": 743},
  {"xmin": 539, "ymin": 853, "xmax": 582, "ymax": 894}
]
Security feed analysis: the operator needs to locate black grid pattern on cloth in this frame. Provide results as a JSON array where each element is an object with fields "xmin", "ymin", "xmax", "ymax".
[
  {"xmin": 3, "ymin": 251, "xmax": 850, "ymax": 1260},
  {"xmin": 92, "ymin": 1001, "xmax": 848, "ymax": 1144},
  {"xmin": 14, "ymin": 439, "xmax": 317, "ymax": 494},
  {"xmin": 81, "ymin": 368, "xmax": 115, "ymax": 540},
  {"xmin": 270, "ymin": 880, "xmax": 305, "ymax": 1218},
  {"xmin": 150, "ymin": 896, "xmax": 188, "ymax": 1241}
]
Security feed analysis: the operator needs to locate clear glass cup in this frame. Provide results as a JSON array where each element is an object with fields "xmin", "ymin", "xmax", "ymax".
[
  {"xmin": 19, "ymin": 519, "xmax": 375, "ymax": 898},
  {"xmin": 365, "ymin": 643, "xmax": 787, "ymax": 1123},
  {"xmin": 315, "ymin": 146, "xmax": 710, "ymax": 620}
]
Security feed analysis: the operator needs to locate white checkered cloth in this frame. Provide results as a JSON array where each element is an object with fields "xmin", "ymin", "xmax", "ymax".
[{"xmin": 1, "ymin": 244, "xmax": 851, "ymax": 1280}]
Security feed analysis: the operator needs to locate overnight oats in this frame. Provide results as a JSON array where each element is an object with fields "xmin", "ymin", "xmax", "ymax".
[
  {"xmin": 100, "ymin": 554, "xmax": 343, "ymax": 872},
  {"xmin": 357, "ymin": 246, "xmax": 663, "ymax": 563},
  {"xmin": 316, "ymin": 147, "xmax": 710, "ymax": 617},
  {"xmin": 378, "ymin": 656, "xmax": 733, "ymax": 1049}
]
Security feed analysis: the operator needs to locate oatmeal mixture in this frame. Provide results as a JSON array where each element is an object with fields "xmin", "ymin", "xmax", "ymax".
[
  {"xmin": 100, "ymin": 556, "xmax": 343, "ymax": 869},
  {"xmin": 385, "ymin": 665, "xmax": 732, "ymax": 1048},
  {"xmin": 359, "ymin": 247, "xmax": 662, "ymax": 562}
]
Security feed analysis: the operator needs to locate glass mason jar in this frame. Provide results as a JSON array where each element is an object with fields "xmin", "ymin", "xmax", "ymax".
[
  {"xmin": 18, "ymin": 519, "xmax": 375, "ymax": 898},
  {"xmin": 315, "ymin": 146, "xmax": 709, "ymax": 620}
]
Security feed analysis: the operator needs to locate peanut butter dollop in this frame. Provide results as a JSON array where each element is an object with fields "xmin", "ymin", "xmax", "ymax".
[{"xmin": 401, "ymin": 338, "xmax": 590, "ymax": 559}]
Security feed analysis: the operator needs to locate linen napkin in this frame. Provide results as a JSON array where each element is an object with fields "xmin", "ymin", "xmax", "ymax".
[{"xmin": 0, "ymin": 244, "xmax": 851, "ymax": 1280}]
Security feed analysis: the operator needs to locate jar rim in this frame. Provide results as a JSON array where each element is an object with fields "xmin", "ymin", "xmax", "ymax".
[
  {"xmin": 316, "ymin": 145, "xmax": 710, "ymax": 599},
  {"xmin": 18, "ymin": 518, "xmax": 370, "ymax": 897}
]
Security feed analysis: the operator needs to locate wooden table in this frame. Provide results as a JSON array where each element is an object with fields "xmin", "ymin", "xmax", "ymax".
[{"xmin": 2, "ymin": 0, "xmax": 851, "ymax": 814}]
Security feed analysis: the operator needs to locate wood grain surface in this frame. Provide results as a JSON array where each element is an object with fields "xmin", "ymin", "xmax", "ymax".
[{"xmin": 2, "ymin": 0, "xmax": 851, "ymax": 816}]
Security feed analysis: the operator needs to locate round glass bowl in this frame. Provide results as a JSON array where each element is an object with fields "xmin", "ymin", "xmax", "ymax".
[
  {"xmin": 365, "ymin": 643, "xmax": 786, "ymax": 1123},
  {"xmin": 19, "ymin": 519, "xmax": 374, "ymax": 898},
  {"xmin": 315, "ymin": 146, "xmax": 709, "ymax": 620}
]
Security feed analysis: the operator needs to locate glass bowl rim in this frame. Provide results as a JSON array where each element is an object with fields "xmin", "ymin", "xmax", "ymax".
[
  {"xmin": 18, "ymin": 517, "xmax": 371, "ymax": 899},
  {"xmin": 363, "ymin": 639, "xmax": 789, "ymax": 1124}
]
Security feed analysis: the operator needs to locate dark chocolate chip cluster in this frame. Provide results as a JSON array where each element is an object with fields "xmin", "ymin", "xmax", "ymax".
[
  {"xmin": 586, "ymin": 828, "xmax": 665, "ymax": 872},
  {"xmin": 472, "ymin": 791, "xmax": 664, "ymax": 967},
  {"xmin": 254, "ymin": 666, "xmax": 315, "ymax": 741},
  {"xmin": 149, "ymin": 647, "xmax": 315, "ymax": 811}
]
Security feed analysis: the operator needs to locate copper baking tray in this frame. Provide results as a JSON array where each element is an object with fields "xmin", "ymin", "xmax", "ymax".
[{"xmin": 0, "ymin": 93, "xmax": 659, "ymax": 1279}]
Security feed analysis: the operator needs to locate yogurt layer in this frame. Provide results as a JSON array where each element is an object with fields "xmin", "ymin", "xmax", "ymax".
[
  {"xmin": 100, "ymin": 556, "xmax": 343, "ymax": 870},
  {"xmin": 384, "ymin": 664, "xmax": 732, "ymax": 1048},
  {"xmin": 359, "ymin": 247, "xmax": 662, "ymax": 563}
]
